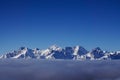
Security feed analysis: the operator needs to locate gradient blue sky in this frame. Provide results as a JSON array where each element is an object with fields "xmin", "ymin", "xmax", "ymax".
[{"xmin": 0, "ymin": 0, "xmax": 120, "ymax": 54}]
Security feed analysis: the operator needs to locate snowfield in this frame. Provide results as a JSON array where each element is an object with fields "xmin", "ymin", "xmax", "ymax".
[{"xmin": 0, "ymin": 59, "xmax": 120, "ymax": 80}]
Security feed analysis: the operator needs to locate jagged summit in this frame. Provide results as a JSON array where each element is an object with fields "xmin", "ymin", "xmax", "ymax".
[
  {"xmin": 93, "ymin": 47, "xmax": 101, "ymax": 51},
  {"xmin": 49, "ymin": 45, "xmax": 62, "ymax": 51},
  {"xmin": 19, "ymin": 47, "xmax": 28, "ymax": 50},
  {"xmin": 0, "ymin": 45, "xmax": 120, "ymax": 60},
  {"xmin": 34, "ymin": 48, "xmax": 39, "ymax": 50},
  {"xmin": 49, "ymin": 45, "xmax": 58, "ymax": 49}
]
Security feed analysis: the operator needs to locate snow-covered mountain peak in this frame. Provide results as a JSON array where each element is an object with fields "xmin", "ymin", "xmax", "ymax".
[
  {"xmin": 90, "ymin": 47, "xmax": 105, "ymax": 59},
  {"xmin": 73, "ymin": 46, "xmax": 88, "ymax": 55},
  {"xmin": 49, "ymin": 45, "xmax": 62, "ymax": 51},
  {"xmin": 116, "ymin": 51, "xmax": 120, "ymax": 54},
  {"xmin": 73, "ymin": 46, "xmax": 80, "ymax": 55},
  {"xmin": 93, "ymin": 47, "xmax": 101, "ymax": 51},
  {"xmin": 0, "ymin": 45, "xmax": 120, "ymax": 60}
]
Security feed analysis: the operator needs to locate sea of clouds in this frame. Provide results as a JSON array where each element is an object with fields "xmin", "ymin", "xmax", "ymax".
[{"xmin": 0, "ymin": 59, "xmax": 120, "ymax": 80}]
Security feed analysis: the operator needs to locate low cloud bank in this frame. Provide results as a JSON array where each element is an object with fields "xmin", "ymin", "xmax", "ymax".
[{"xmin": 0, "ymin": 59, "xmax": 120, "ymax": 80}]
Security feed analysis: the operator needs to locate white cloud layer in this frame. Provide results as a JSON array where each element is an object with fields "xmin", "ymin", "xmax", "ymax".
[{"xmin": 0, "ymin": 59, "xmax": 120, "ymax": 80}]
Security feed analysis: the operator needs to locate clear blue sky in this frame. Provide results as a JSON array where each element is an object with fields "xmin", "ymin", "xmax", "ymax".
[{"xmin": 0, "ymin": 0, "xmax": 120, "ymax": 54}]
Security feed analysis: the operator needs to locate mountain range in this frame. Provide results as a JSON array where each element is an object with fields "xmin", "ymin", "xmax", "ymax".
[{"xmin": 0, "ymin": 45, "xmax": 120, "ymax": 60}]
